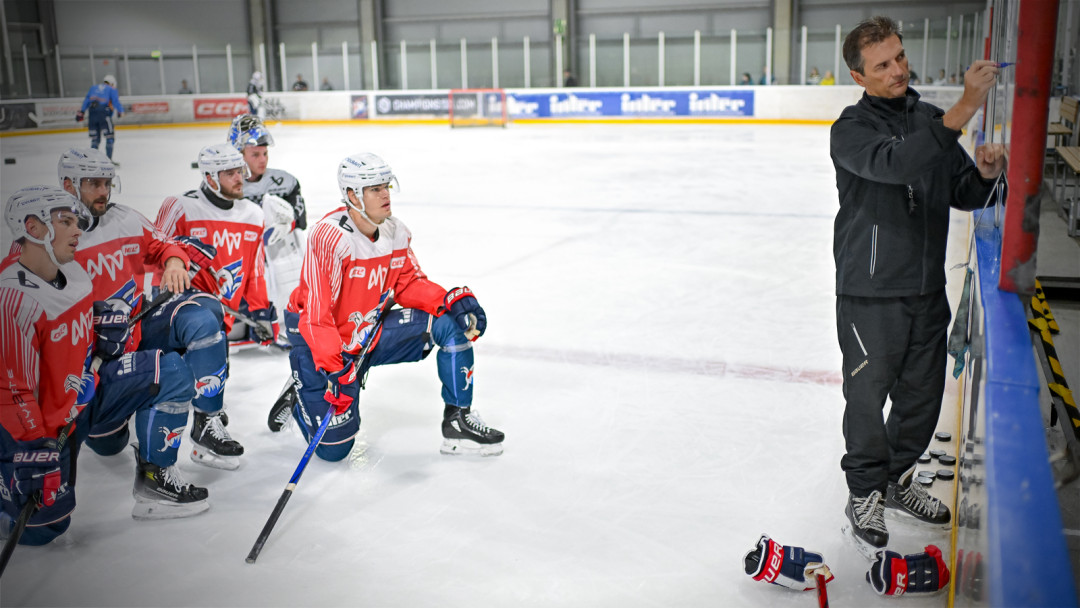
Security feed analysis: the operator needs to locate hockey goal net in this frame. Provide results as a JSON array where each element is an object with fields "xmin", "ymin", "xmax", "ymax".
[{"xmin": 449, "ymin": 88, "xmax": 508, "ymax": 128}]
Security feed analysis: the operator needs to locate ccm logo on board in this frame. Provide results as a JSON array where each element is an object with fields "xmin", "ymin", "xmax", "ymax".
[{"xmin": 194, "ymin": 99, "xmax": 248, "ymax": 119}]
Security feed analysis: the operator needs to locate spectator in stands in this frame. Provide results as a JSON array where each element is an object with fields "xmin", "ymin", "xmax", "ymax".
[
  {"xmin": 808, "ymin": 67, "xmax": 822, "ymax": 85},
  {"xmin": 178, "ymin": 79, "xmax": 193, "ymax": 94},
  {"xmin": 908, "ymin": 69, "xmax": 920, "ymax": 85},
  {"xmin": 739, "ymin": 72, "xmax": 753, "ymax": 85},
  {"xmin": 320, "ymin": 77, "xmax": 334, "ymax": 91},
  {"xmin": 563, "ymin": 70, "xmax": 577, "ymax": 87},
  {"xmin": 292, "ymin": 74, "xmax": 309, "ymax": 91},
  {"xmin": 934, "ymin": 69, "xmax": 947, "ymax": 85},
  {"xmin": 758, "ymin": 69, "xmax": 775, "ymax": 85},
  {"xmin": 820, "ymin": 70, "xmax": 836, "ymax": 85}
]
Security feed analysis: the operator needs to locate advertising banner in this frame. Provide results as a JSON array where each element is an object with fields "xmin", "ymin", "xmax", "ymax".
[
  {"xmin": 506, "ymin": 89, "xmax": 754, "ymax": 119},
  {"xmin": 0, "ymin": 103, "xmax": 38, "ymax": 130},
  {"xmin": 193, "ymin": 97, "xmax": 249, "ymax": 120}
]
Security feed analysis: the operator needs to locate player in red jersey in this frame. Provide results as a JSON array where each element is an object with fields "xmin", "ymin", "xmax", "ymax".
[
  {"xmin": 279, "ymin": 152, "xmax": 503, "ymax": 461},
  {"xmin": 0, "ymin": 185, "xmax": 199, "ymax": 544},
  {"xmin": 152, "ymin": 143, "xmax": 277, "ymax": 470},
  {"xmin": 58, "ymin": 148, "xmax": 221, "ymax": 517}
]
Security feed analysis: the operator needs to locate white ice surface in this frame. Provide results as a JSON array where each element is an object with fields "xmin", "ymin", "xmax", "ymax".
[{"xmin": 0, "ymin": 123, "xmax": 960, "ymax": 607}]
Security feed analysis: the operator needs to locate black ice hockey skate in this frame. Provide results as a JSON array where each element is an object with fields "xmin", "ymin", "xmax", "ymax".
[
  {"xmin": 190, "ymin": 410, "xmax": 244, "ymax": 470},
  {"xmin": 441, "ymin": 405, "xmax": 504, "ymax": 456},
  {"xmin": 886, "ymin": 467, "xmax": 951, "ymax": 527},
  {"xmin": 267, "ymin": 382, "xmax": 298, "ymax": 432},
  {"xmin": 842, "ymin": 490, "xmax": 889, "ymax": 559},
  {"xmin": 132, "ymin": 447, "xmax": 209, "ymax": 520}
]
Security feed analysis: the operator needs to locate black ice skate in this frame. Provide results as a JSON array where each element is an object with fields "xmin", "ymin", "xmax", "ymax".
[
  {"xmin": 441, "ymin": 405, "xmax": 504, "ymax": 456},
  {"xmin": 267, "ymin": 382, "xmax": 298, "ymax": 432},
  {"xmin": 132, "ymin": 446, "xmax": 209, "ymax": 520},
  {"xmin": 190, "ymin": 410, "xmax": 244, "ymax": 470},
  {"xmin": 886, "ymin": 467, "xmax": 951, "ymax": 527},
  {"xmin": 842, "ymin": 490, "xmax": 889, "ymax": 559}
]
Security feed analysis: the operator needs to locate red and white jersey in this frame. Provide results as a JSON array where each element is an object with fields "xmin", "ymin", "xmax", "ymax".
[
  {"xmin": 288, "ymin": 209, "xmax": 446, "ymax": 374},
  {"xmin": 0, "ymin": 261, "xmax": 95, "ymax": 442},
  {"xmin": 155, "ymin": 187, "xmax": 269, "ymax": 330},
  {"xmin": 72, "ymin": 203, "xmax": 188, "ymax": 348}
]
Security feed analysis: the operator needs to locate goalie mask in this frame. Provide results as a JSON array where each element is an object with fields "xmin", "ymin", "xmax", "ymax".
[
  {"xmin": 5, "ymin": 185, "xmax": 91, "ymax": 267},
  {"xmin": 337, "ymin": 152, "xmax": 399, "ymax": 225},
  {"xmin": 227, "ymin": 114, "xmax": 275, "ymax": 151},
  {"xmin": 58, "ymin": 147, "xmax": 121, "ymax": 202},
  {"xmin": 197, "ymin": 143, "xmax": 250, "ymax": 196}
]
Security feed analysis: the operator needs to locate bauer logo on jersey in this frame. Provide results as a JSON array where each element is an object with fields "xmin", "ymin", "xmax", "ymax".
[
  {"xmin": 349, "ymin": 266, "xmax": 366, "ymax": 279},
  {"xmin": 190, "ymin": 227, "xmax": 208, "ymax": 239},
  {"xmin": 122, "ymin": 243, "xmax": 140, "ymax": 256},
  {"xmin": 244, "ymin": 230, "xmax": 259, "ymax": 242},
  {"xmin": 84, "ymin": 249, "xmax": 125, "ymax": 281},
  {"xmin": 215, "ymin": 259, "xmax": 244, "ymax": 300},
  {"xmin": 389, "ymin": 256, "xmax": 405, "ymax": 269}
]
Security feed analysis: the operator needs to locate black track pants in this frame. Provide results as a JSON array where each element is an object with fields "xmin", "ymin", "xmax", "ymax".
[{"xmin": 836, "ymin": 291, "xmax": 950, "ymax": 496}]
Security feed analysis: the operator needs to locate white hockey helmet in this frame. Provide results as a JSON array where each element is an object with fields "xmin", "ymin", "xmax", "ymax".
[
  {"xmin": 103, "ymin": 74, "xmax": 117, "ymax": 87},
  {"xmin": 5, "ymin": 185, "xmax": 90, "ymax": 266},
  {"xmin": 250, "ymin": 71, "xmax": 263, "ymax": 85},
  {"xmin": 58, "ymin": 147, "xmax": 120, "ymax": 197},
  {"xmin": 337, "ymin": 152, "xmax": 399, "ymax": 200},
  {"xmin": 337, "ymin": 153, "xmax": 399, "ymax": 226},
  {"xmin": 197, "ymin": 143, "xmax": 250, "ymax": 194},
  {"xmin": 227, "ymin": 113, "xmax": 274, "ymax": 150}
]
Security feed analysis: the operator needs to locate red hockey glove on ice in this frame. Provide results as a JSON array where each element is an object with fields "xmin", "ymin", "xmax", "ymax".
[
  {"xmin": 4, "ymin": 439, "xmax": 62, "ymax": 508},
  {"xmin": 322, "ymin": 360, "xmax": 359, "ymax": 415},
  {"xmin": 866, "ymin": 545, "xmax": 950, "ymax": 596},
  {"xmin": 744, "ymin": 534, "xmax": 834, "ymax": 591},
  {"xmin": 442, "ymin": 286, "xmax": 486, "ymax": 341}
]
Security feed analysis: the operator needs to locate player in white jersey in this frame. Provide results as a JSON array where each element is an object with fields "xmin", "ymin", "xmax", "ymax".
[
  {"xmin": 227, "ymin": 114, "xmax": 306, "ymax": 349},
  {"xmin": 0, "ymin": 186, "xmax": 201, "ymax": 544},
  {"xmin": 58, "ymin": 148, "xmax": 222, "ymax": 516},
  {"xmin": 153, "ymin": 143, "xmax": 278, "ymax": 469},
  {"xmin": 278, "ymin": 152, "xmax": 504, "ymax": 461}
]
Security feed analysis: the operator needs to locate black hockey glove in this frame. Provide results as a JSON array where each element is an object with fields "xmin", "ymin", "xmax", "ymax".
[
  {"xmin": 442, "ymin": 286, "xmax": 486, "ymax": 341},
  {"xmin": 248, "ymin": 305, "xmax": 277, "ymax": 344},
  {"xmin": 93, "ymin": 300, "xmax": 132, "ymax": 360}
]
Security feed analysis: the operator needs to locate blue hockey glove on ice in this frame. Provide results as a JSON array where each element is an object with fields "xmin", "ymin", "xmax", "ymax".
[
  {"xmin": 3, "ymin": 439, "xmax": 62, "ymax": 508},
  {"xmin": 248, "ymin": 306, "xmax": 277, "ymax": 344},
  {"xmin": 442, "ymin": 286, "xmax": 486, "ymax": 340},
  {"xmin": 92, "ymin": 300, "xmax": 131, "ymax": 360}
]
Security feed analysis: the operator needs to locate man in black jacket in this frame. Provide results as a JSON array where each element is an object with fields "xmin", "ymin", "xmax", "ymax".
[{"xmin": 830, "ymin": 16, "xmax": 1006, "ymax": 556}]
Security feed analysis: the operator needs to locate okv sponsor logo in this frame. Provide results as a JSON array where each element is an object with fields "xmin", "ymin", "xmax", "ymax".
[
  {"xmin": 619, "ymin": 92, "xmax": 679, "ymax": 116},
  {"xmin": 548, "ymin": 93, "xmax": 605, "ymax": 116},
  {"xmin": 687, "ymin": 91, "xmax": 753, "ymax": 116}
]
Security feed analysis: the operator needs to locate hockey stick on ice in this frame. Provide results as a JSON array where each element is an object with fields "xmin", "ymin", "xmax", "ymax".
[
  {"xmin": 0, "ymin": 289, "xmax": 175, "ymax": 577},
  {"xmin": 246, "ymin": 293, "xmax": 395, "ymax": 564}
]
